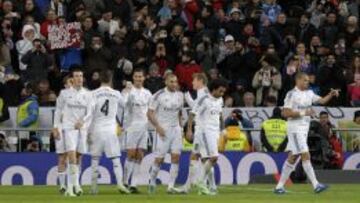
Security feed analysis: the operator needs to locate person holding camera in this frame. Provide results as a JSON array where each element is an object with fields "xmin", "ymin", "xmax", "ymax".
[
  {"xmin": 252, "ymin": 54, "xmax": 282, "ymax": 106},
  {"xmin": 21, "ymin": 38, "xmax": 53, "ymax": 82},
  {"xmin": 0, "ymin": 132, "xmax": 12, "ymax": 152}
]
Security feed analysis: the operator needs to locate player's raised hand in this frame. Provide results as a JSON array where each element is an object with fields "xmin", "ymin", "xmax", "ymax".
[
  {"xmin": 51, "ymin": 128, "xmax": 60, "ymax": 140},
  {"xmin": 330, "ymin": 88, "xmax": 340, "ymax": 97}
]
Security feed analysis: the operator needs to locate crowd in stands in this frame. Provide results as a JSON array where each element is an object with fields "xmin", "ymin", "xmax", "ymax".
[{"xmin": 0, "ymin": 0, "xmax": 359, "ymax": 107}]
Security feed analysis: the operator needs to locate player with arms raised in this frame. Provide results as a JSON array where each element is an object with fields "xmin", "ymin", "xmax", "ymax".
[
  {"xmin": 147, "ymin": 74, "xmax": 184, "ymax": 194},
  {"xmin": 122, "ymin": 68, "xmax": 152, "ymax": 193},
  {"xmin": 186, "ymin": 79, "xmax": 227, "ymax": 195},
  {"xmin": 52, "ymin": 67, "xmax": 94, "ymax": 197},
  {"xmin": 89, "ymin": 70, "xmax": 130, "ymax": 194},
  {"xmin": 274, "ymin": 72, "xmax": 339, "ymax": 194}
]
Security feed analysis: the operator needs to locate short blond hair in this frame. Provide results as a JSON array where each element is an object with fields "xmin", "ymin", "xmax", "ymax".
[{"xmin": 192, "ymin": 72, "xmax": 208, "ymax": 85}]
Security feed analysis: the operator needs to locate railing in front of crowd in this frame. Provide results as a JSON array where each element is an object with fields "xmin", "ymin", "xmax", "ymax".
[{"xmin": 0, "ymin": 128, "xmax": 359, "ymax": 152}]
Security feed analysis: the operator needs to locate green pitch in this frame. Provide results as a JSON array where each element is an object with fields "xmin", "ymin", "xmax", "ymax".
[{"xmin": 0, "ymin": 184, "xmax": 359, "ymax": 203}]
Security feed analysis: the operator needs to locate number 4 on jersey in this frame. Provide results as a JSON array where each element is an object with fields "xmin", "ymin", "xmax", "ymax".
[{"xmin": 100, "ymin": 99, "xmax": 109, "ymax": 116}]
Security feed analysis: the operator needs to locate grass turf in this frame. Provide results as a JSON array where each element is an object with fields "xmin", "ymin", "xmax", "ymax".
[{"xmin": 0, "ymin": 184, "xmax": 359, "ymax": 203}]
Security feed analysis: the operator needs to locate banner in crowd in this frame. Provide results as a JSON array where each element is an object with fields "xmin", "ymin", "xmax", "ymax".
[
  {"xmin": 4, "ymin": 107, "xmax": 359, "ymax": 129},
  {"xmin": 0, "ymin": 152, "xmax": 359, "ymax": 185},
  {"xmin": 48, "ymin": 23, "xmax": 82, "ymax": 50}
]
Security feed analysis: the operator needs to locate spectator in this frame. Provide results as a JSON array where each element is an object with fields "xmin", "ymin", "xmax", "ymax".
[
  {"xmin": 220, "ymin": 109, "xmax": 253, "ymax": 152},
  {"xmin": 195, "ymin": 34, "xmax": 218, "ymax": 73},
  {"xmin": 295, "ymin": 13, "xmax": 318, "ymax": 46},
  {"xmin": 36, "ymin": 79, "xmax": 56, "ymax": 106},
  {"xmin": 25, "ymin": 137, "xmax": 41, "ymax": 152},
  {"xmin": 16, "ymin": 25, "xmax": 37, "ymax": 73},
  {"xmin": 317, "ymin": 111, "xmax": 344, "ymax": 169},
  {"xmin": 243, "ymin": 91, "xmax": 256, "ymax": 107},
  {"xmin": 130, "ymin": 37, "xmax": 150, "ymax": 70},
  {"xmin": 113, "ymin": 54, "xmax": 133, "ymax": 91},
  {"xmin": 0, "ymin": 33, "xmax": 11, "ymax": 69},
  {"xmin": 103, "ymin": 0, "xmax": 131, "ymax": 26},
  {"xmin": 0, "ymin": 90, "xmax": 10, "ymax": 124},
  {"xmin": 308, "ymin": 72, "xmax": 321, "ymax": 95},
  {"xmin": 21, "ymin": 38, "xmax": 53, "ymax": 82},
  {"xmin": 175, "ymin": 50, "xmax": 202, "ymax": 91},
  {"xmin": 320, "ymin": 12, "xmax": 339, "ymax": 47},
  {"xmin": 207, "ymin": 68, "xmax": 221, "ymax": 83},
  {"xmin": 83, "ymin": 35, "xmax": 112, "ymax": 77},
  {"xmin": 22, "ymin": 0, "xmax": 44, "ymax": 23},
  {"xmin": 0, "ymin": 73, "xmax": 23, "ymax": 106},
  {"xmin": 347, "ymin": 74, "xmax": 360, "ymax": 106},
  {"xmin": 224, "ymin": 95, "xmax": 234, "ymax": 108},
  {"xmin": 82, "ymin": 16, "xmax": 99, "ymax": 49},
  {"xmin": 153, "ymin": 41, "xmax": 171, "ymax": 76},
  {"xmin": 40, "ymin": 9, "xmax": 58, "ymax": 38},
  {"xmin": 260, "ymin": 107, "xmax": 287, "ymax": 152},
  {"xmin": 88, "ymin": 70, "xmax": 101, "ymax": 90},
  {"xmin": 144, "ymin": 63, "xmax": 165, "ymax": 94},
  {"xmin": 230, "ymin": 79, "xmax": 247, "ymax": 107},
  {"xmin": 17, "ymin": 83, "xmax": 39, "ymax": 129},
  {"xmin": 317, "ymin": 53, "xmax": 346, "ymax": 106},
  {"xmin": 224, "ymin": 8, "xmax": 244, "ymax": 41},
  {"xmin": 0, "ymin": 132, "xmax": 12, "ymax": 152},
  {"xmin": 343, "ymin": 16, "xmax": 359, "ymax": 48},
  {"xmin": 263, "ymin": 95, "xmax": 277, "ymax": 107},
  {"xmin": 97, "ymin": 8, "xmax": 119, "ymax": 37},
  {"xmin": 252, "ymin": 54, "xmax": 282, "ymax": 106},
  {"xmin": 217, "ymin": 35, "xmax": 236, "ymax": 65},
  {"xmin": 307, "ymin": 0, "xmax": 326, "ymax": 29},
  {"xmin": 262, "ymin": 0, "xmax": 282, "ymax": 24}
]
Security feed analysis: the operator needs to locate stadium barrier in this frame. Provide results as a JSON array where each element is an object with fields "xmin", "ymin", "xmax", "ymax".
[{"xmin": 0, "ymin": 152, "xmax": 359, "ymax": 186}]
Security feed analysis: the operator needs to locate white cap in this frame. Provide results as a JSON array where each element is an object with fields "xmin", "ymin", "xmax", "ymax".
[
  {"xmin": 224, "ymin": 35, "xmax": 234, "ymax": 42},
  {"xmin": 230, "ymin": 8, "xmax": 241, "ymax": 15}
]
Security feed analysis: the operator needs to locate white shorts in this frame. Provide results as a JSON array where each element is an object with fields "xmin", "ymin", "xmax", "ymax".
[
  {"xmin": 198, "ymin": 129, "xmax": 220, "ymax": 158},
  {"xmin": 55, "ymin": 130, "xmax": 66, "ymax": 154},
  {"xmin": 124, "ymin": 128, "xmax": 148, "ymax": 150},
  {"xmin": 90, "ymin": 131, "xmax": 121, "ymax": 158},
  {"xmin": 63, "ymin": 129, "xmax": 88, "ymax": 154},
  {"xmin": 153, "ymin": 126, "xmax": 182, "ymax": 158},
  {"xmin": 286, "ymin": 132, "xmax": 309, "ymax": 155}
]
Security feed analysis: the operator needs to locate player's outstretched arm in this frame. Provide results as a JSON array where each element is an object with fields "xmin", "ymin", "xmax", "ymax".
[{"xmin": 316, "ymin": 88, "xmax": 340, "ymax": 105}]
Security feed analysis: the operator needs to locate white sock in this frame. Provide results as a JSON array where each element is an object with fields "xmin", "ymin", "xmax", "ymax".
[
  {"xmin": 150, "ymin": 163, "xmax": 160, "ymax": 186},
  {"xmin": 69, "ymin": 164, "xmax": 79, "ymax": 188},
  {"xmin": 112, "ymin": 158, "xmax": 124, "ymax": 187},
  {"xmin": 124, "ymin": 159, "xmax": 134, "ymax": 185},
  {"xmin": 302, "ymin": 160, "xmax": 319, "ymax": 188},
  {"xmin": 276, "ymin": 161, "xmax": 296, "ymax": 189},
  {"xmin": 184, "ymin": 159, "xmax": 197, "ymax": 189},
  {"xmin": 168, "ymin": 163, "xmax": 179, "ymax": 189},
  {"xmin": 207, "ymin": 167, "xmax": 216, "ymax": 190},
  {"xmin": 91, "ymin": 157, "xmax": 100, "ymax": 189},
  {"xmin": 130, "ymin": 161, "xmax": 141, "ymax": 187},
  {"xmin": 58, "ymin": 171, "xmax": 66, "ymax": 189},
  {"xmin": 200, "ymin": 160, "xmax": 213, "ymax": 185}
]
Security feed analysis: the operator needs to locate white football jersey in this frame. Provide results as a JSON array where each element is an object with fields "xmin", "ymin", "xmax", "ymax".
[
  {"xmin": 185, "ymin": 87, "xmax": 209, "ymax": 108},
  {"xmin": 122, "ymin": 87, "xmax": 152, "ymax": 130},
  {"xmin": 91, "ymin": 86, "xmax": 125, "ymax": 132},
  {"xmin": 54, "ymin": 87, "xmax": 94, "ymax": 130},
  {"xmin": 283, "ymin": 87, "xmax": 321, "ymax": 132},
  {"xmin": 191, "ymin": 94, "xmax": 223, "ymax": 131},
  {"xmin": 149, "ymin": 88, "xmax": 184, "ymax": 128}
]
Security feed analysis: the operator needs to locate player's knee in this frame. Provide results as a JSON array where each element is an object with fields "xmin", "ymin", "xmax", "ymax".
[
  {"xmin": 210, "ymin": 157, "xmax": 218, "ymax": 164},
  {"xmin": 155, "ymin": 158, "xmax": 164, "ymax": 165},
  {"xmin": 287, "ymin": 155, "xmax": 297, "ymax": 164},
  {"xmin": 190, "ymin": 153, "xmax": 199, "ymax": 160},
  {"xmin": 67, "ymin": 151, "xmax": 77, "ymax": 164},
  {"xmin": 301, "ymin": 153, "xmax": 310, "ymax": 161},
  {"xmin": 171, "ymin": 154, "xmax": 180, "ymax": 163}
]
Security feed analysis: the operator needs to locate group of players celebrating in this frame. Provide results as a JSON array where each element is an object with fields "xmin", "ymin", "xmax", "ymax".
[{"xmin": 51, "ymin": 66, "xmax": 339, "ymax": 197}]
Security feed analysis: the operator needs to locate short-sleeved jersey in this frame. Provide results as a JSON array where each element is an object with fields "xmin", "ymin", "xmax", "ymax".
[
  {"xmin": 122, "ymin": 87, "xmax": 152, "ymax": 130},
  {"xmin": 149, "ymin": 88, "xmax": 184, "ymax": 128},
  {"xmin": 91, "ymin": 86, "xmax": 124, "ymax": 131},
  {"xmin": 53, "ymin": 87, "xmax": 94, "ymax": 130},
  {"xmin": 191, "ymin": 94, "xmax": 223, "ymax": 131},
  {"xmin": 185, "ymin": 87, "xmax": 209, "ymax": 108},
  {"xmin": 283, "ymin": 87, "xmax": 321, "ymax": 132}
]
